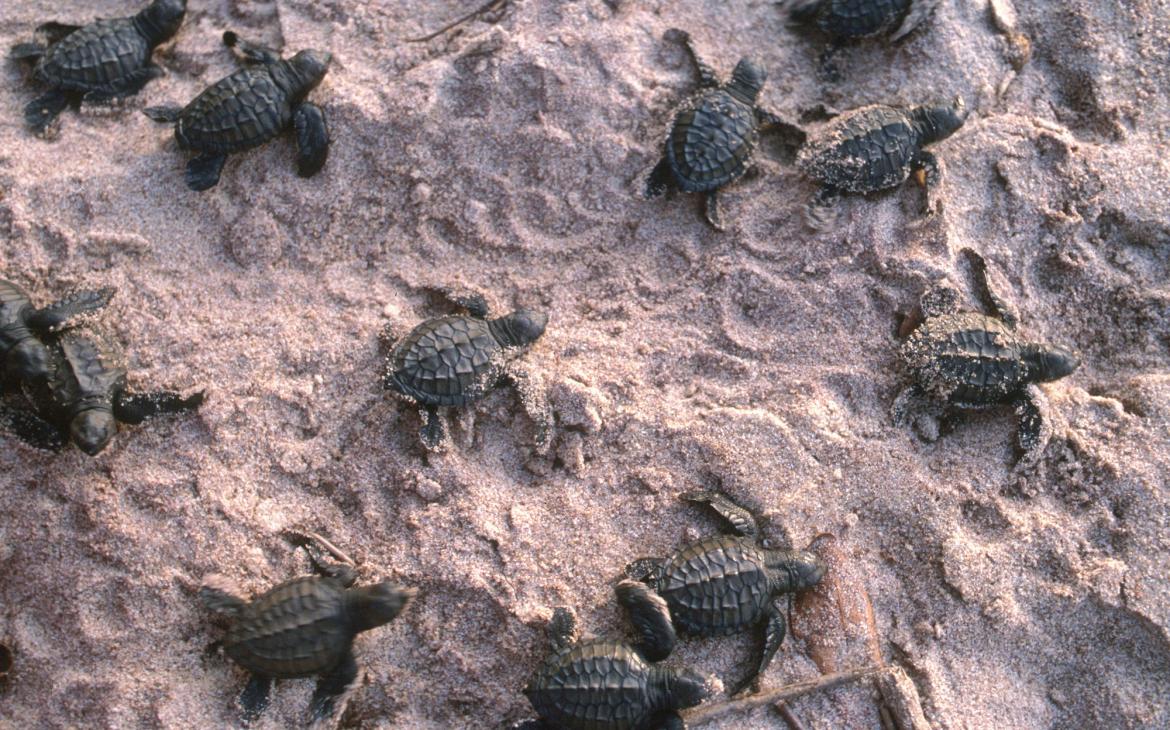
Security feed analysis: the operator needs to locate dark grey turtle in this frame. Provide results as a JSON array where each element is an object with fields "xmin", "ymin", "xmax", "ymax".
[
  {"xmin": 515, "ymin": 581, "xmax": 720, "ymax": 730},
  {"xmin": 643, "ymin": 29, "xmax": 804, "ymax": 231},
  {"xmin": 0, "ymin": 278, "xmax": 114, "ymax": 382},
  {"xmin": 9, "ymin": 0, "xmax": 186, "ymax": 137},
  {"xmin": 893, "ymin": 248, "xmax": 1080, "ymax": 466},
  {"xmin": 200, "ymin": 532, "xmax": 415, "ymax": 725},
  {"xmin": 0, "ymin": 325, "xmax": 203, "ymax": 455},
  {"xmin": 626, "ymin": 492, "xmax": 826, "ymax": 696},
  {"xmin": 796, "ymin": 98, "xmax": 965, "ymax": 227},
  {"xmin": 143, "ymin": 32, "xmax": 331, "ymax": 191},
  {"xmin": 788, "ymin": 0, "xmax": 942, "ymax": 80},
  {"xmin": 382, "ymin": 292, "xmax": 549, "ymax": 450}
]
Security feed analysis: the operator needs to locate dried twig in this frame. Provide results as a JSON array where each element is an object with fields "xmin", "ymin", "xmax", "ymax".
[
  {"xmin": 684, "ymin": 665, "xmax": 887, "ymax": 725},
  {"xmin": 407, "ymin": 0, "xmax": 508, "ymax": 43},
  {"xmin": 775, "ymin": 701, "xmax": 809, "ymax": 730}
]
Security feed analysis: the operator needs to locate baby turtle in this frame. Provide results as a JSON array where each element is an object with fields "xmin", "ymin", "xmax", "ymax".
[
  {"xmin": 0, "ymin": 279, "xmax": 114, "ymax": 382},
  {"xmin": 643, "ymin": 29, "xmax": 803, "ymax": 231},
  {"xmin": 796, "ymin": 98, "xmax": 965, "ymax": 227},
  {"xmin": 9, "ymin": 0, "xmax": 186, "ymax": 137},
  {"xmin": 200, "ymin": 532, "xmax": 415, "ymax": 725},
  {"xmin": 0, "ymin": 325, "xmax": 203, "ymax": 455},
  {"xmin": 788, "ymin": 0, "xmax": 942, "ymax": 80},
  {"xmin": 515, "ymin": 581, "xmax": 719, "ymax": 730},
  {"xmin": 143, "ymin": 32, "xmax": 331, "ymax": 191},
  {"xmin": 893, "ymin": 248, "xmax": 1080, "ymax": 466},
  {"xmin": 383, "ymin": 291, "xmax": 549, "ymax": 450},
  {"xmin": 626, "ymin": 492, "xmax": 826, "ymax": 696}
]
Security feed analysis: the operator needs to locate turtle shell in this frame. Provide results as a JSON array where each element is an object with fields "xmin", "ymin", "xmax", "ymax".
[
  {"xmin": 796, "ymin": 105, "xmax": 922, "ymax": 193},
  {"xmin": 813, "ymin": 0, "xmax": 913, "ymax": 39},
  {"xmin": 43, "ymin": 328, "xmax": 127, "ymax": 414},
  {"xmin": 901, "ymin": 312, "xmax": 1028, "ymax": 405},
  {"xmin": 175, "ymin": 65, "xmax": 293, "ymax": 154},
  {"xmin": 0, "ymin": 281, "xmax": 33, "ymax": 353},
  {"xmin": 652, "ymin": 535, "xmax": 772, "ymax": 636},
  {"xmin": 35, "ymin": 19, "xmax": 152, "ymax": 92},
  {"xmin": 665, "ymin": 89, "xmax": 759, "ymax": 193},
  {"xmin": 224, "ymin": 577, "xmax": 353, "ymax": 678},
  {"xmin": 386, "ymin": 316, "xmax": 503, "ymax": 408},
  {"xmin": 524, "ymin": 639, "xmax": 661, "ymax": 730}
]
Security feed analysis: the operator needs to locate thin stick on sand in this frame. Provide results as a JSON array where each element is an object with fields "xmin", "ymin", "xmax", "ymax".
[
  {"xmin": 407, "ymin": 0, "xmax": 508, "ymax": 43},
  {"xmin": 683, "ymin": 665, "xmax": 887, "ymax": 725}
]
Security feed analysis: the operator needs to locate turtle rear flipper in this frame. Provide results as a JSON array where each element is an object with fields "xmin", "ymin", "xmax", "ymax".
[
  {"xmin": 186, "ymin": 154, "xmax": 228, "ymax": 192},
  {"xmin": 143, "ymin": 105, "xmax": 183, "ymax": 123},
  {"xmin": 199, "ymin": 575, "xmax": 249, "ymax": 616},
  {"xmin": 309, "ymin": 652, "xmax": 359, "ymax": 723},
  {"xmin": 35, "ymin": 21, "xmax": 82, "ymax": 45},
  {"xmin": 0, "ymin": 407, "xmax": 66, "ymax": 451},
  {"xmin": 81, "ymin": 66, "xmax": 165, "ymax": 111},
  {"xmin": 223, "ymin": 31, "xmax": 280, "ymax": 65},
  {"xmin": 239, "ymin": 674, "xmax": 273, "ymax": 725},
  {"xmin": 419, "ymin": 405, "xmax": 446, "ymax": 450},
  {"xmin": 10, "ymin": 42, "xmax": 45, "ymax": 62},
  {"xmin": 643, "ymin": 158, "xmax": 673, "ymax": 199},
  {"xmin": 24, "ymin": 91, "xmax": 70, "ymax": 137},
  {"xmin": 788, "ymin": 0, "xmax": 823, "ymax": 24},
  {"xmin": 26, "ymin": 287, "xmax": 116, "ymax": 332},
  {"xmin": 616, "ymin": 580, "xmax": 676, "ymax": 662},
  {"xmin": 293, "ymin": 102, "xmax": 330, "ymax": 178},
  {"xmin": 113, "ymin": 390, "xmax": 204, "ymax": 424}
]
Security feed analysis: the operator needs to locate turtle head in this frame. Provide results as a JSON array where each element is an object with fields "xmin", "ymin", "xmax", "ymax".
[
  {"xmin": 770, "ymin": 549, "xmax": 827, "ymax": 592},
  {"xmin": 1028, "ymin": 344, "xmax": 1080, "ymax": 383},
  {"xmin": 289, "ymin": 49, "xmax": 333, "ymax": 94},
  {"xmin": 664, "ymin": 667, "xmax": 720, "ymax": 710},
  {"xmin": 728, "ymin": 57, "xmax": 767, "ymax": 103},
  {"xmin": 491, "ymin": 309, "xmax": 548, "ymax": 348},
  {"xmin": 348, "ymin": 582, "xmax": 415, "ymax": 632},
  {"xmin": 70, "ymin": 408, "xmax": 117, "ymax": 456},
  {"xmin": 137, "ymin": 0, "xmax": 187, "ymax": 45},
  {"xmin": 913, "ymin": 97, "xmax": 967, "ymax": 145},
  {"xmin": 5, "ymin": 338, "xmax": 52, "ymax": 380}
]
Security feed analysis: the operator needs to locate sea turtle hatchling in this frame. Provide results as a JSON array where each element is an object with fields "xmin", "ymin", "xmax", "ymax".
[
  {"xmin": 626, "ymin": 492, "xmax": 826, "ymax": 696},
  {"xmin": 9, "ymin": 0, "xmax": 186, "ymax": 137},
  {"xmin": 143, "ymin": 31, "xmax": 331, "ymax": 191},
  {"xmin": 0, "ymin": 278, "xmax": 114, "ymax": 382},
  {"xmin": 892, "ymin": 248, "xmax": 1081, "ymax": 466},
  {"xmin": 515, "ymin": 580, "xmax": 720, "ymax": 730},
  {"xmin": 383, "ymin": 292, "xmax": 549, "ymax": 450},
  {"xmin": 788, "ymin": 0, "xmax": 942, "ymax": 81},
  {"xmin": 0, "ymin": 325, "xmax": 203, "ymax": 455},
  {"xmin": 796, "ymin": 98, "xmax": 966, "ymax": 227},
  {"xmin": 643, "ymin": 29, "xmax": 804, "ymax": 231},
  {"xmin": 200, "ymin": 532, "xmax": 415, "ymax": 725}
]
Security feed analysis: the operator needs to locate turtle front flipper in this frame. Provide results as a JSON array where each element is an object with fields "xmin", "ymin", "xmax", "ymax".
[
  {"xmin": 198, "ymin": 574, "xmax": 248, "ymax": 616},
  {"xmin": 294, "ymin": 533, "xmax": 359, "ymax": 587},
  {"xmin": 548, "ymin": 607, "xmax": 579, "ymax": 651},
  {"xmin": 1016, "ymin": 384, "xmax": 1053, "ymax": 467},
  {"xmin": 419, "ymin": 405, "xmax": 446, "ymax": 450},
  {"xmin": 504, "ymin": 363, "xmax": 551, "ymax": 449},
  {"xmin": 510, "ymin": 721, "xmax": 551, "ymax": 729},
  {"xmin": 728, "ymin": 599, "xmax": 786, "ymax": 697},
  {"xmin": 962, "ymin": 248, "xmax": 1020, "ymax": 327},
  {"xmin": 643, "ymin": 157, "xmax": 673, "ymax": 199},
  {"xmin": 805, "ymin": 185, "xmax": 841, "ymax": 230},
  {"xmin": 654, "ymin": 712, "xmax": 686, "ymax": 730},
  {"xmin": 309, "ymin": 651, "xmax": 359, "ymax": 723},
  {"xmin": 238, "ymin": 674, "xmax": 273, "ymax": 725},
  {"xmin": 35, "ymin": 21, "xmax": 82, "ymax": 45},
  {"xmin": 143, "ymin": 105, "xmax": 183, "ymax": 123},
  {"xmin": 616, "ymin": 580, "xmax": 676, "ymax": 662},
  {"xmin": 26, "ymin": 287, "xmax": 116, "ymax": 332},
  {"xmin": 24, "ymin": 90, "xmax": 70, "ymax": 137},
  {"xmin": 186, "ymin": 154, "xmax": 229, "ymax": 192},
  {"xmin": 665, "ymin": 28, "xmax": 719, "ymax": 88},
  {"xmin": 9, "ymin": 42, "xmax": 46, "ymax": 62},
  {"xmin": 912, "ymin": 150, "xmax": 942, "ymax": 214},
  {"xmin": 0, "ymin": 406, "xmax": 66, "ymax": 451},
  {"xmin": 113, "ymin": 390, "xmax": 204, "ymax": 424},
  {"xmin": 293, "ymin": 102, "xmax": 330, "ymax": 178},
  {"xmin": 704, "ymin": 191, "xmax": 725, "ymax": 231},
  {"xmin": 680, "ymin": 491, "xmax": 760, "ymax": 539},
  {"xmin": 223, "ymin": 31, "xmax": 280, "ymax": 65}
]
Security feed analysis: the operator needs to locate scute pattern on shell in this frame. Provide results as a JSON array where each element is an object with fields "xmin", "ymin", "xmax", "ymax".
[
  {"xmin": 388, "ymin": 316, "xmax": 501, "ymax": 407},
  {"xmin": 35, "ymin": 19, "xmax": 150, "ymax": 91},
  {"xmin": 813, "ymin": 0, "xmax": 913, "ymax": 39},
  {"xmin": 654, "ymin": 535, "xmax": 772, "ymax": 636},
  {"xmin": 666, "ymin": 90, "xmax": 759, "ymax": 192},
  {"xmin": 51, "ymin": 329, "xmax": 127, "ymax": 408},
  {"xmin": 796, "ymin": 105, "xmax": 921, "ymax": 193},
  {"xmin": 524, "ymin": 640, "xmax": 658, "ymax": 730},
  {"xmin": 176, "ymin": 67, "xmax": 292, "ymax": 153},
  {"xmin": 224, "ymin": 577, "xmax": 351, "ymax": 677},
  {"xmin": 902, "ymin": 312, "xmax": 1029, "ymax": 404}
]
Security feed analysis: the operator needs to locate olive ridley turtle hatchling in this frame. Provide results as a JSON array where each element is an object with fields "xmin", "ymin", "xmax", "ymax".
[
  {"xmin": 200, "ymin": 532, "xmax": 415, "ymax": 725},
  {"xmin": 515, "ymin": 580, "xmax": 720, "ymax": 730},
  {"xmin": 795, "ymin": 98, "xmax": 966, "ymax": 227},
  {"xmin": 788, "ymin": 0, "xmax": 942, "ymax": 81},
  {"xmin": 0, "ymin": 325, "xmax": 203, "ymax": 455},
  {"xmin": 9, "ymin": 0, "xmax": 186, "ymax": 138},
  {"xmin": 625, "ymin": 492, "xmax": 827, "ymax": 696},
  {"xmin": 383, "ymin": 291, "xmax": 550, "ymax": 450},
  {"xmin": 893, "ymin": 248, "xmax": 1080, "ymax": 466},
  {"xmin": 143, "ymin": 31, "xmax": 331, "ymax": 191},
  {"xmin": 0, "ymin": 278, "xmax": 114, "ymax": 382},
  {"xmin": 643, "ymin": 29, "xmax": 804, "ymax": 231}
]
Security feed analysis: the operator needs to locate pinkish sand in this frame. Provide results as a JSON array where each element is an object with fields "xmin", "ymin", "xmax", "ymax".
[{"xmin": 1, "ymin": 0, "xmax": 1169, "ymax": 728}]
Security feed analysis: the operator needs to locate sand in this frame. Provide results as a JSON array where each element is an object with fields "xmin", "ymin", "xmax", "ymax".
[{"xmin": 0, "ymin": 0, "xmax": 1168, "ymax": 728}]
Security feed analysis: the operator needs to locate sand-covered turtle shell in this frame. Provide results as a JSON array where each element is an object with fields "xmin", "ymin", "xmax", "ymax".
[
  {"xmin": 665, "ymin": 89, "xmax": 760, "ymax": 192},
  {"xmin": 524, "ymin": 639, "xmax": 662, "ymax": 730},
  {"xmin": 223, "ymin": 577, "xmax": 352, "ymax": 678},
  {"xmin": 651, "ymin": 534, "xmax": 773, "ymax": 636},
  {"xmin": 33, "ymin": 19, "xmax": 154, "ymax": 92},
  {"xmin": 386, "ymin": 316, "xmax": 503, "ymax": 408},
  {"xmin": 901, "ymin": 312, "xmax": 1030, "ymax": 405},
  {"xmin": 796, "ymin": 105, "xmax": 922, "ymax": 193},
  {"xmin": 44, "ymin": 328, "xmax": 128, "ymax": 413},
  {"xmin": 808, "ymin": 0, "xmax": 912, "ymax": 39},
  {"xmin": 175, "ymin": 66, "xmax": 294, "ymax": 154}
]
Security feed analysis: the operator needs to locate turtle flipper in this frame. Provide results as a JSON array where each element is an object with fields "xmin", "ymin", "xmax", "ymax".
[
  {"xmin": 291, "ymin": 532, "xmax": 358, "ymax": 587},
  {"xmin": 293, "ymin": 102, "xmax": 330, "ymax": 178},
  {"xmin": 143, "ymin": 105, "xmax": 183, "ymax": 123},
  {"xmin": 655, "ymin": 712, "xmax": 686, "ymax": 730},
  {"xmin": 309, "ymin": 651, "xmax": 359, "ymax": 723},
  {"xmin": 510, "ymin": 721, "xmax": 551, "ymax": 729},
  {"xmin": 35, "ymin": 22, "xmax": 82, "ymax": 45},
  {"xmin": 788, "ymin": 0, "xmax": 823, "ymax": 24},
  {"xmin": 548, "ymin": 607, "xmax": 579, "ymax": 651},
  {"xmin": 222, "ymin": 31, "xmax": 280, "ymax": 65},
  {"xmin": 0, "ymin": 407, "xmax": 66, "ymax": 451},
  {"xmin": 962, "ymin": 248, "xmax": 1020, "ymax": 327},
  {"xmin": 238, "ymin": 674, "xmax": 273, "ymax": 725},
  {"xmin": 24, "ymin": 90, "xmax": 70, "ymax": 137},
  {"xmin": 1016, "ymin": 385, "xmax": 1053, "ymax": 467},
  {"xmin": 419, "ymin": 405, "xmax": 445, "ymax": 450},
  {"xmin": 616, "ymin": 579, "xmax": 676, "ymax": 662},
  {"xmin": 10, "ymin": 42, "xmax": 46, "ymax": 62},
  {"xmin": 26, "ymin": 287, "xmax": 115, "ymax": 332},
  {"xmin": 186, "ymin": 154, "xmax": 228, "ymax": 192},
  {"xmin": 113, "ymin": 390, "xmax": 204, "ymax": 425},
  {"xmin": 704, "ymin": 191, "xmax": 725, "ymax": 231},
  {"xmin": 805, "ymin": 185, "xmax": 841, "ymax": 230},
  {"xmin": 198, "ymin": 574, "xmax": 248, "ymax": 616},
  {"xmin": 81, "ymin": 66, "xmax": 164, "ymax": 109},
  {"xmin": 644, "ymin": 158, "xmax": 673, "ymax": 199},
  {"xmin": 624, "ymin": 557, "xmax": 665, "ymax": 583},
  {"xmin": 729, "ymin": 599, "xmax": 786, "ymax": 696},
  {"xmin": 680, "ymin": 491, "xmax": 760, "ymax": 539},
  {"xmin": 666, "ymin": 28, "xmax": 719, "ymax": 88}
]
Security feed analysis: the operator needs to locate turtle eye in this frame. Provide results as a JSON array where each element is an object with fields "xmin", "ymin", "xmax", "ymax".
[{"xmin": 760, "ymin": 538, "xmax": 774, "ymax": 550}]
